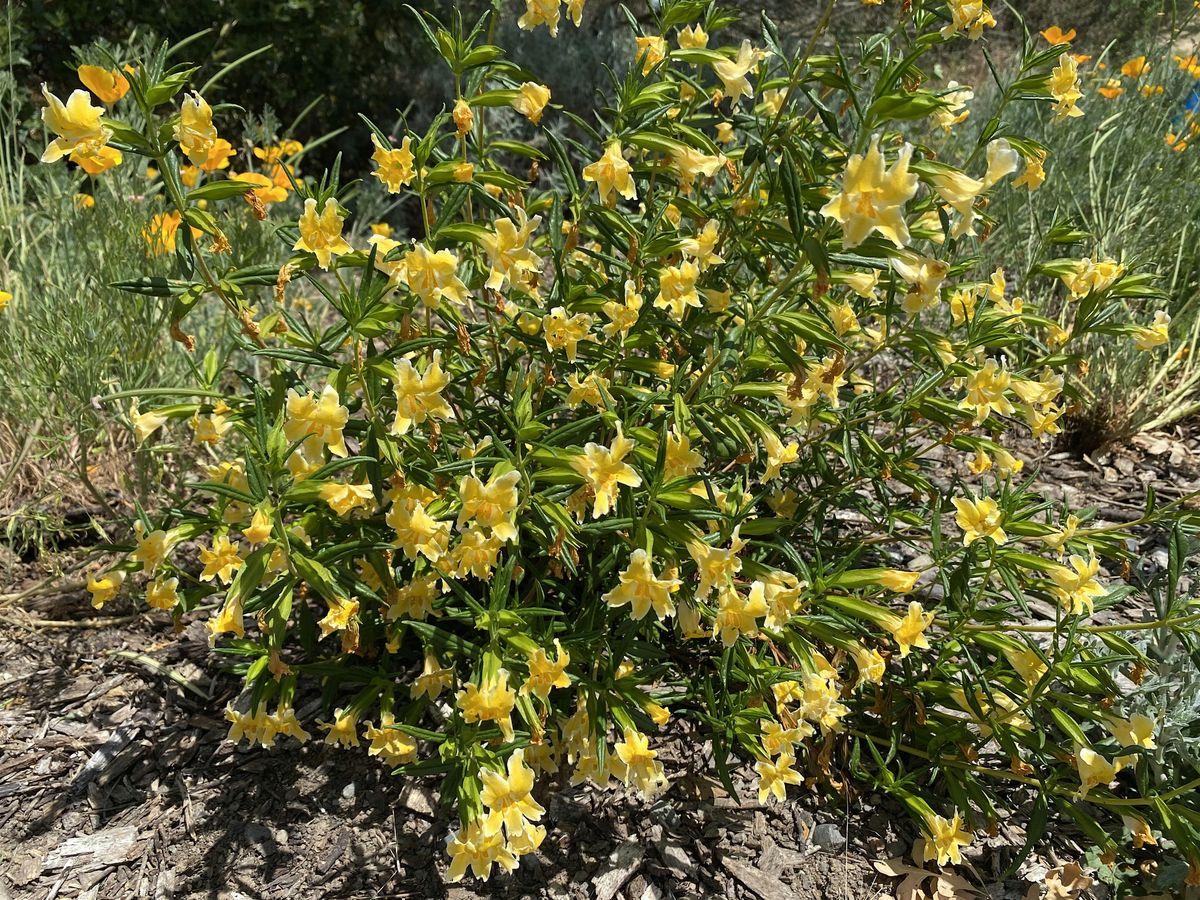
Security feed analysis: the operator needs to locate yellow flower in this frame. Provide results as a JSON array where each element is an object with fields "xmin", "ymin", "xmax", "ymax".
[
  {"xmin": 953, "ymin": 495, "xmax": 1007, "ymax": 545},
  {"xmin": 458, "ymin": 469, "xmax": 521, "ymax": 543},
  {"xmin": 199, "ymin": 138, "xmax": 236, "ymax": 172},
  {"xmin": 480, "ymin": 212, "xmax": 542, "ymax": 291},
  {"xmin": 174, "ymin": 92, "xmax": 218, "ymax": 165},
  {"xmin": 878, "ymin": 569, "xmax": 920, "ymax": 593},
  {"xmin": 392, "ymin": 351, "xmax": 453, "ymax": 435},
  {"xmin": 387, "ymin": 495, "xmax": 451, "ymax": 563},
  {"xmin": 715, "ymin": 122, "xmax": 735, "ymax": 144},
  {"xmin": 712, "ymin": 40, "xmax": 763, "ymax": 105},
  {"xmin": 1049, "ymin": 54, "xmax": 1084, "ymax": 120},
  {"xmin": 1048, "ymin": 552, "xmax": 1104, "ymax": 615},
  {"xmin": 412, "ymin": 651, "xmax": 455, "ymax": 699},
  {"xmin": 318, "ymin": 707, "xmax": 361, "ymax": 749},
  {"xmin": 852, "ymin": 645, "xmax": 886, "ymax": 686},
  {"xmin": 1003, "ymin": 644, "xmax": 1048, "ymax": 689},
  {"xmin": 77, "ymin": 65, "xmax": 129, "ymax": 104},
  {"xmin": 87, "ymin": 569, "xmax": 125, "ymax": 609},
  {"xmin": 456, "ymin": 670, "xmax": 517, "ymax": 741},
  {"xmin": 446, "ymin": 819, "xmax": 517, "ymax": 882},
  {"xmin": 452, "ymin": 98, "xmax": 473, "ymax": 136},
  {"xmin": 565, "ymin": 0, "xmax": 585, "ymax": 26},
  {"xmin": 230, "ymin": 172, "xmax": 287, "ymax": 205},
  {"xmin": 284, "ymin": 384, "xmax": 349, "ymax": 457},
  {"xmin": 582, "ymin": 142, "xmax": 636, "ymax": 205},
  {"xmin": 755, "ymin": 752, "xmax": 803, "ymax": 803},
  {"xmin": 677, "ymin": 23, "xmax": 708, "ymax": 49},
  {"xmin": 1013, "ymin": 149, "xmax": 1047, "ymax": 191},
  {"xmin": 317, "ymin": 596, "xmax": 359, "ymax": 639},
  {"xmin": 543, "ymin": 306, "xmax": 595, "ymax": 361},
  {"xmin": 243, "ymin": 507, "xmax": 273, "ymax": 545},
  {"xmin": 1061, "ymin": 256, "xmax": 1124, "ymax": 298},
  {"xmin": 512, "ymin": 82, "xmax": 551, "ymax": 124},
  {"xmin": 364, "ymin": 711, "xmax": 417, "ymax": 766},
  {"xmin": 128, "ymin": 400, "xmax": 168, "ymax": 443},
  {"xmin": 820, "ymin": 137, "xmax": 919, "ymax": 249},
  {"xmin": 400, "ymin": 243, "xmax": 469, "ymax": 308},
  {"xmin": 570, "ymin": 424, "xmax": 642, "ymax": 518},
  {"xmin": 1106, "ymin": 713, "xmax": 1156, "ymax": 749},
  {"xmin": 1121, "ymin": 56, "xmax": 1150, "ymax": 78},
  {"xmin": 517, "ymin": 0, "xmax": 562, "ymax": 37},
  {"xmin": 145, "ymin": 577, "xmax": 179, "ymax": 610},
  {"xmin": 293, "ymin": 198, "xmax": 352, "ymax": 270},
  {"xmin": 1040, "ymin": 25, "xmax": 1076, "ymax": 45},
  {"xmin": 565, "ymin": 371, "xmax": 611, "ymax": 408},
  {"xmin": 654, "ymin": 260, "xmax": 701, "ymax": 320},
  {"xmin": 671, "ymin": 147, "xmax": 723, "ymax": 193},
  {"xmin": 386, "ymin": 573, "xmax": 442, "ymax": 621},
  {"xmin": 522, "ymin": 640, "xmax": 571, "ymax": 699},
  {"xmin": 713, "ymin": 582, "xmax": 768, "ymax": 646},
  {"xmin": 1122, "ymin": 815, "xmax": 1158, "ymax": 849},
  {"xmin": 603, "ymin": 549, "xmax": 681, "ymax": 621},
  {"xmin": 680, "ymin": 220, "xmax": 723, "ymax": 270},
  {"xmin": 664, "ymin": 426, "xmax": 703, "ymax": 480},
  {"xmin": 1074, "ymin": 746, "xmax": 1120, "ymax": 796},
  {"xmin": 923, "ymin": 813, "xmax": 973, "ymax": 866},
  {"xmin": 1098, "ymin": 78, "xmax": 1124, "ymax": 100},
  {"xmin": 131, "ymin": 522, "xmax": 170, "ymax": 574},
  {"xmin": 370, "ymin": 133, "xmax": 415, "ymax": 192},
  {"xmin": 886, "ymin": 601, "xmax": 933, "ymax": 657},
  {"xmin": 206, "ymin": 596, "xmax": 245, "ymax": 644},
  {"xmin": 319, "ymin": 480, "xmax": 375, "ymax": 517},
  {"xmin": 687, "ymin": 528, "xmax": 745, "ymax": 598},
  {"xmin": 480, "ymin": 748, "xmax": 546, "ymax": 837},
  {"xmin": 1133, "ymin": 311, "xmax": 1170, "ymax": 351},
  {"xmin": 941, "ymin": 0, "xmax": 995, "ymax": 40},
  {"xmin": 199, "ymin": 535, "xmax": 244, "ymax": 584},
  {"xmin": 933, "ymin": 81, "xmax": 973, "ymax": 131},
  {"xmin": 601, "ymin": 280, "xmax": 643, "ymax": 339},
  {"xmin": 761, "ymin": 431, "xmax": 798, "ymax": 482},
  {"xmin": 452, "ymin": 161, "xmax": 474, "ymax": 182},
  {"xmin": 634, "ymin": 34, "xmax": 667, "ymax": 74},
  {"xmin": 40, "ymin": 85, "xmax": 121, "ymax": 175},
  {"xmin": 614, "ymin": 727, "xmax": 668, "ymax": 798},
  {"xmin": 893, "ymin": 253, "xmax": 949, "ymax": 315},
  {"xmin": 960, "ymin": 358, "xmax": 1014, "ymax": 422}
]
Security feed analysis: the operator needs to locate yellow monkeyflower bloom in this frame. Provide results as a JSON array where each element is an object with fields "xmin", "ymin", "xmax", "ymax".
[
  {"xmin": 715, "ymin": 121, "xmax": 735, "ymax": 144},
  {"xmin": 370, "ymin": 133, "xmax": 416, "ymax": 192},
  {"xmin": 293, "ymin": 198, "xmax": 352, "ymax": 270},
  {"xmin": 317, "ymin": 596, "xmax": 359, "ymax": 639},
  {"xmin": 878, "ymin": 569, "xmax": 921, "ymax": 593},
  {"xmin": 284, "ymin": 384, "xmax": 349, "ymax": 457},
  {"xmin": 128, "ymin": 400, "xmax": 168, "ymax": 443},
  {"xmin": 543, "ymin": 306, "xmax": 595, "ymax": 361},
  {"xmin": 933, "ymin": 81, "xmax": 973, "ymax": 131},
  {"xmin": 654, "ymin": 260, "xmax": 702, "ymax": 320},
  {"xmin": 852, "ymin": 645, "xmax": 887, "ymax": 686},
  {"xmin": 923, "ymin": 813, "xmax": 973, "ymax": 866},
  {"xmin": 671, "ymin": 146, "xmax": 723, "ymax": 193},
  {"xmin": 614, "ymin": 727, "xmax": 668, "ymax": 798},
  {"xmin": 145, "ymin": 576, "xmax": 179, "ymax": 610},
  {"xmin": 1123, "ymin": 815, "xmax": 1158, "ymax": 849},
  {"xmin": 40, "ymin": 85, "xmax": 122, "ymax": 174},
  {"xmin": 319, "ymin": 480, "xmax": 375, "ymax": 517},
  {"xmin": 77, "ymin": 65, "xmax": 129, "ymax": 104},
  {"xmin": 199, "ymin": 138, "xmax": 236, "ymax": 172},
  {"xmin": 1098, "ymin": 78, "xmax": 1124, "ymax": 100},
  {"xmin": 480, "ymin": 748, "xmax": 546, "ymax": 837},
  {"xmin": 522, "ymin": 639, "xmax": 571, "ymax": 699},
  {"xmin": 941, "ymin": 0, "xmax": 995, "ymax": 40},
  {"xmin": 886, "ymin": 601, "xmax": 934, "ymax": 657},
  {"xmin": 688, "ymin": 528, "xmax": 745, "ymax": 598},
  {"xmin": 400, "ymin": 243, "xmax": 469, "ymax": 308},
  {"xmin": 243, "ymin": 507, "xmax": 273, "ymax": 545},
  {"xmin": 206, "ymin": 596, "xmax": 245, "ymax": 644},
  {"xmin": 601, "ymin": 280, "xmax": 643, "ymax": 339},
  {"xmin": 452, "ymin": 98, "xmax": 473, "ymax": 136},
  {"xmin": 174, "ymin": 92, "xmax": 218, "ymax": 165},
  {"xmin": 960, "ymin": 358, "xmax": 1014, "ymax": 422},
  {"xmin": 713, "ymin": 582, "xmax": 768, "ymax": 646},
  {"xmin": 761, "ymin": 431, "xmax": 799, "ymax": 482},
  {"xmin": 712, "ymin": 40, "xmax": 763, "ymax": 105},
  {"xmin": 458, "ymin": 469, "xmax": 522, "ymax": 543},
  {"xmin": 387, "ymin": 496, "xmax": 451, "ymax": 563},
  {"xmin": 364, "ymin": 711, "xmax": 417, "ymax": 766},
  {"xmin": 392, "ymin": 351, "xmax": 453, "ymax": 435},
  {"xmin": 893, "ymin": 253, "xmax": 949, "ymax": 315},
  {"xmin": 131, "ymin": 522, "xmax": 170, "ymax": 574},
  {"xmin": 231, "ymin": 172, "xmax": 288, "ymax": 205},
  {"xmin": 1013, "ymin": 149, "xmax": 1047, "ymax": 191},
  {"xmin": 953, "ymin": 495, "xmax": 1007, "ymax": 545},
  {"xmin": 603, "ymin": 549, "xmax": 681, "ymax": 621},
  {"xmin": 1049, "ymin": 552, "xmax": 1104, "ymax": 615},
  {"xmin": 87, "ymin": 569, "xmax": 125, "ymax": 609},
  {"xmin": 755, "ymin": 752, "xmax": 803, "ymax": 803},
  {"xmin": 480, "ymin": 212, "xmax": 542, "ymax": 291},
  {"xmin": 456, "ymin": 670, "xmax": 517, "ymax": 741},
  {"xmin": 582, "ymin": 142, "xmax": 636, "ymax": 205},
  {"xmin": 199, "ymin": 535, "xmax": 244, "ymax": 584},
  {"xmin": 680, "ymin": 220, "xmax": 723, "ymax": 270},
  {"xmin": 446, "ymin": 819, "xmax": 518, "ymax": 882},
  {"xmin": 412, "ymin": 650, "xmax": 455, "ymax": 699},
  {"xmin": 386, "ymin": 572, "xmax": 442, "ymax": 621},
  {"xmin": 512, "ymin": 82, "xmax": 551, "ymax": 124},
  {"xmin": 565, "ymin": 371, "xmax": 611, "ymax": 408},
  {"xmin": 821, "ymin": 137, "xmax": 919, "ymax": 249},
  {"xmin": 1106, "ymin": 713, "xmax": 1156, "ymax": 750},
  {"xmin": 1049, "ymin": 54, "xmax": 1084, "ymax": 120},
  {"xmin": 1075, "ymin": 746, "xmax": 1121, "ymax": 796},
  {"xmin": 634, "ymin": 35, "xmax": 667, "ymax": 74},
  {"xmin": 1004, "ymin": 644, "xmax": 1049, "ymax": 689},
  {"xmin": 518, "ymin": 0, "xmax": 562, "ymax": 37},
  {"xmin": 318, "ymin": 707, "xmax": 361, "ymax": 749},
  {"xmin": 678, "ymin": 24, "xmax": 708, "ymax": 49},
  {"xmin": 1133, "ymin": 311, "xmax": 1170, "ymax": 351},
  {"xmin": 570, "ymin": 424, "xmax": 642, "ymax": 518},
  {"xmin": 664, "ymin": 426, "xmax": 703, "ymax": 480}
]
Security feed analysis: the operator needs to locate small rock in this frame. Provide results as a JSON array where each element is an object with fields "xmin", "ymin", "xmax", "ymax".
[
  {"xmin": 654, "ymin": 833, "xmax": 697, "ymax": 880},
  {"xmin": 811, "ymin": 823, "xmax": 844, "ymax": 852},
  {"xmin": 639, "ymin": 883, "xmax": 666, "ymax": 900},
  {"xmin": 341, "ymin": 781, "xmax": 356, "ymax": 800}
]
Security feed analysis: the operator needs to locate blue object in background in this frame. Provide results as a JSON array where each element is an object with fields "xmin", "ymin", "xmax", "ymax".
[{"xmin": 1186, "ymin": 86, "xmax": 1200, "ymax": 112}]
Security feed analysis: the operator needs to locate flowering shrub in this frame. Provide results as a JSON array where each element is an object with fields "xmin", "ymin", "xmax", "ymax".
[{"xmin": 41, "ymin": 0, "xmax": 1200, "ymax": 886}]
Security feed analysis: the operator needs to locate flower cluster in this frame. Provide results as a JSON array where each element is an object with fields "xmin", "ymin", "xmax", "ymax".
[{"xmin": 48, "ymin": 0, "xmax": 1200, "ymax": 886}]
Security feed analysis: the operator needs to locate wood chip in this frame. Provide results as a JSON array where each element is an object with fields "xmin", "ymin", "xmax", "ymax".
[
  {"xmin": 42, "ymin": 825, "xmax": 139, "ymax": 872},
  {"xmin": 721, "ymin": 856, "xmax": 795, "ymax": 900}
]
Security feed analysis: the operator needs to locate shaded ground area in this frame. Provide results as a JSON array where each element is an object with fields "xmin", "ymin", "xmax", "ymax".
[{"xmin": 1, "ymin": 426, "xmax": 1198, "ymax": 900}]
